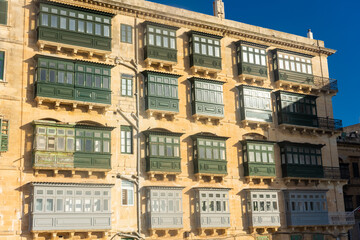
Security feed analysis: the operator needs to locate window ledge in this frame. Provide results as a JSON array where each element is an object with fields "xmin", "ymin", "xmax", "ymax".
[
  {"xmin": 245, "ymin": 176, "xmax": 275, "ymax": 185},
  {"xmin": 241, "ymin": 120, "xmax": 272, "ymax": 129},
  {"xmin": 248, "ymin": 226, "xmax": 279, "ymax": 234},
  {"xmin": 148, "ymin": 171, "xmax": 180, "ymax": 181},
  {"xmin": 147, "ymin": 109, "xmax": 178, "ymax": 120},
  {"xmin": 32, "ymin": 230, "xmax": 109, "ymax": 240},
  {"xmin": 275, "ymin": 79, "xmax": 315, "ymax": 94},
  {"xmin": 195, "ymin": 173, "xmax": 227, "ymax": 182},
  {"xmin": 193, "ymin": 114, "xmax": 223, "ymax": 125},
  {"xmin": 33, "ymin": 167, "xmax": 109, "ymax": 178},
  {"xmin": 190, "ymin": 66, "xmax": 221, "ymax": 78},
  {"xmin": 239, "ymin": 74, "xmax": 268, "ymax": 85},
  {"xmin": 145, "ymin": 58, "xmax": 177, "ymax": 71},
  {"xmin": 279, "ymin": 123, "xmax": 340, "ymax": 135}
]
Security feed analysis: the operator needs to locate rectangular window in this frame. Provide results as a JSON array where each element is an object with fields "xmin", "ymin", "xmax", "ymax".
[
  {"xmin": 0, "ymin": 51, "xmax": 4, "ymax": 81},
  {"xmin": 277, "ymin": 52, "xmax": 312, "ymax": 75},
  {"xmin": 146, "ymin": 73, "xmax": 179, "ymax": 101},
  {"xmin": 121, "ymin": 24, "xmax": 132, "ymax": 43},
  {"xmin": 353, "ymin": 162, "xmax": 359, "ymax": 178},
  {"xmin": 146, "ymin": 25, "xmax": 176, "ymax": 49},
  {"xmin": 240, "ymin": 45, "xmax": 267, "ymax": 66},
  {"xmin": 193, "ymin": 80, "xmax": 223, "ymax": 105},
  {"xmin": 197, "ymin": 138, "xmax": 226, "ymax": 161},
  {"xmin": 121, "ymin": 126, "xmax": 132, "ymax": 154},
  {"xmin": 149, "ymin": 134, "xmax": 180, "ymax": 158},
  {"xmin": 281, "ymin": 144, "xmax": 322, "ymax": 166},
  {"xmin": 192, "ymin": 34, "xmax": 221, "ymax": 57},
  {"xmin": 148, "ymin": 188, "xmax": 182, "ymax": 214},
  {"xmin": 121, "ymin": 76, "xmax": 133, "ymax": 96},
  {"xmin": 0, "ymin": 0, "xmax": 8, "ymax": 25},
  {"xmin": 122, "ymin": 180, "xmax": 134, "ymax": 206},
  {"xmin": 245, "ymin": 142, "xmax": 274, "ymax": 164}
]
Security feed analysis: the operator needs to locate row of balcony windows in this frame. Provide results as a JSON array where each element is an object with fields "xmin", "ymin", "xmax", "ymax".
[
  {"xmin": 35, "ymin": 2, "xmax": 338, "ymax": 93},
  {"xmin": 31, "ymin": 183, "xmax": 353, "ymax": 233}
]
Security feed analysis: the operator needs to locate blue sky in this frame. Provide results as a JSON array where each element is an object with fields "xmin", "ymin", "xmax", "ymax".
[{"xmin": 148, "ymin": 0, "xmax": 360, "ymax": 127}]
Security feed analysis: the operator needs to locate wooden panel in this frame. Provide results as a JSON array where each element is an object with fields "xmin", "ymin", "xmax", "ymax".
[
  {"xmin": 198, "ymin": 213, "xmax": 230, "ymax": 228},
  {"xmin": 194, "ymin": 160, "xmax": 227, "ymax": 175},
  {"xmin": 74, "ymin": 153, "xmax": 111, "ymax": 169},
  {"xmin": 286, "ymin": 212, "xmax": 329, "ymax": 226},
  {"xmin": 244, "ymin": 163, "xmax": 276, "ymax": 177},
  {"xmin": 190, "ymin": 54, "xmax": 222, "ymax": 70},
  {"xmin": 33, "ymin": 152, "xmax": 74, "ymax": 168},
  {"xmin": 282, "ymin": 164, "xmax": 324, "ymax": 178},
  {"xmin": 145, "ymin": 46, "xmax": 177, "ymax": 63},
  {"xmin": 194, "ymin": 102, "xmax": 224, "ymax": 118},
  {"xmin": 238, "ymin": 62, "xmax": 267, "ymax": 77},
  {"xmin": 149, "ymin": 213, "xmax": 183, "ymax": 229},
  {"xmin": 38, "ymin": 27, "xmax": 111, "ymax": 51},
  {"xmin": 147, "ymin": 158, "xmax": 181, "ymax": 173},
  {"xmin": 274, "ymin": 69, "xmax": 314, "ymax": 85},
  {"xmin": 36, "ymin": 82, "xmax": 75, "ymax": 100},
  {"xmin": 278, "ymin": 112, "xmax": 318, "ymax": 127},
  {"xmin": 146, "ymin": 96, "xmax": 179, "ymax": 113}
]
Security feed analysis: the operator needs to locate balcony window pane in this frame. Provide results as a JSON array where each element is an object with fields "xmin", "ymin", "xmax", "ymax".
[
  {"xmin": 65, "ymin": 198, "xmax": 73, "ymax": 212},
  {"xmin": 85, "ymin": 139, "xmax": 93, "ymax": 152},
  {"xmin": 208, "ymin": 45, "xmax": 213, "ymax": 56},
  {"xmin": 307, "ymin": 65, "xmax": 312, "ymax": 74},
  {"xmin": 50, "ymin": 15, "xmax": 57, "ymax": 28},
  {"xmin": 279, "ymin": 59, "xmax": 284, "ymax": 69},
  {"xmin": 242, "ymin": 52, "xmax": 248, "ymax": 62},
  {"xmin": 94, "ymin": 75, "xmax": 101, "ymax": 88},
  {"xmin": 249, "ymin": 53, "xmax": 254, "ymax": 63},
  {"xmin": 261, "ymin": 55, "xmax": 266, "ymax": 66},
  {"xmin": 58, "ymin": 71, "xmax": 65, "ymax": 83},
  {"xmin": 78, "ymin": 20, "xmax": 84, "ymax": 32},
  {"xmin": 156, "ymin": 35, "xmax": 161, "ymax": 47},
  {"xmin": 35, "ymin": 199, "xmax": 43, "ymax": 211},
  {"xmin": 41, "ymin": 14, "xmax": 49, "ymax": 26},
  {"xmin": 40, "ymin": 69, "xmax": 47, "ymax": 81},
  {"xmin": 255, "ymin": 55, "xmax": 260, "ymax": 65},
  {"xmin": 75, "ymin": 199, "xmax": 82, "ymax": 212},
  {"xmin": 93, "ymin": 199, "xmax": 100, "ymax": 212},
  {"xmin": 170, "ymin": 38, "xmax": 175, "ymax": 49},
  {"xmin": 69, "ymin": 19, "xmax": 76, "ymax": 31},
  {"xmin": 103, "ymin": 26, "xmax": 110, "ymax": 37},
  {"xmin": 163, "ymin": 36, "xmax": 169, "ymax": 48},
  {"xmin": 84, "ymin": 199, "xmax": 91, "ymax": 212},
  {"xmin": 86, "ymin": 22, "xmax": 93, "ymax": 34},
  {"xmin": 95, "ymin": 24, "xmax": 101, "ymax": 35},
  {"xmin": 194, "ymin": 43, "xmax": 200, "ymax": 54},
  {"xmin": 49, "ymin": 70, "xmax": 56, "ymax": 83},
  {"xmin": 60, "ymin": 17, "xmax": 66, "ymax": 29}
]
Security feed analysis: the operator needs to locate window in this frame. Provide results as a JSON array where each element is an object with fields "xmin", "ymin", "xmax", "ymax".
[
  {"xmin": 344, "ymin": 195, "xmax": 353, "ymax": 211},
  {"xmin": 121, "ymin": 126, "xmax": 132, "ymax": 154},
  {"xmin": 0, "ymin": 119, "xmax": 9, "ymax": 152},
  {"xmin": 196, "ymin": 190, "xmax": 229, "ymax": 214},
  {"xmin": 0, "ymin": 51, "xmax": 4, "ymax": 82},
  {"xmin": 191, "ymin": 34, "xmax": 220, "ymax": 58},
  {"xmin": 39, "ymin": 3, "xmax": 111, "ymax": 38},
  {"xmin": 122, "ymin": 180, "xmax": 134, "ymax": 206},
  {"xmin": 241, "ymin": 87, "xmax": 271, "ymax": 112},
  {"xmin": 340, "ymin": 163, "xmax": 350, "ymax": 179},
  {"xmin": 277, "ymin": 52, "xmax": 312, "ymax": 74},
  {"xmin": 148, "ymin": 188, "xmax": 182, "ymax": 214},
  {"xmin": 147, "ymin": 74, "xmax": 178, "ymax": 99},
  {"xmin": 34, "ymin": 125, "xmax": 74, "ymax": 153},
  {"xmin": 278, "ymin": 93, "xmax": 317, "ymax": 116},
  {"xmin": 240, "ymin": 45, "xmax": 266, "ymax": 66},
  {"xmin": 280, "ymin": 143, "xmax": 322, "ymax": 166},
  {"xmin": 148, "ymin": 134, "xmax": 180, "ymax": 158},
  {"xmin": 75, "ymin": 128, "xmax": 111, "ymax": 154},
  {"xmin": 37, "ymin": 57, "xmax": 111, "ymax": 90},
  {"xmin": 247, "ymin": 191, "xmax": 279, "ymax": 214},
  {"xmin": 353, "ymin": 162, "xmax": 359, "ymax": 178},
  {"xmin": 145, "ymin": 25, "xmax": 176, "ymax": 50},
  {"xmin": 121, "ymin": 24, "xmax": 132, "ymax": 43},
  {"xmin": 285, "ymin": 191, "xmax": 327, "ymax": 213},
  {"xmin": 196, "ymin": 138, "xmax": 226, "ymax": 161},
  {"xmin": 243, "ymin": 142, "xmax": 274, "ymax": 163},
  {"xmin": 0, "ymin": 0, "xmax": 7, "ymax": 25},
  {"xmin": 193, "ymin": 80, "xmax": 223, "ymax": 105},
  {"xmin": 121, "ymin": 75, "xmax": 133, "ymax": 96}
]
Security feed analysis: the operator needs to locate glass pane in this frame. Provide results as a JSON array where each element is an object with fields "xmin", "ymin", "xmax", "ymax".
[
  {"xmin": 50, "ymin": 15, "xmax": 57, "ymax": 28},
  {"xmin": 149, "ymin": 34, "xmax": 154, "ymax": 45},
  {"xmin": 159, "ymin": 145, "xmax": 165, "ymax": 156},
  {"xmin": 35, "ymin": 199, "xmax": 43, "ymax": 211},
  {"xmin": 75, "ymin": 199, "xmax": 82, "ymax": 212},
  {"xmin": 85, "ymin": 139, "xmax": 93, "ymax": 152},
  {"xmin": 69, "ymin": 19, "xmax": 75, "ymax": 31},
  {"xmin": 93, "ymin": 199, "xmax": 101, "ymax": 211},
  {"xmin": 103, "ymin": 140, "xmax": 110, "ymax": 153},
  {"xmin": 76, "ymin": 138, "xmax": 82, "ymax": 151},
  {"xmin": 170, "ymin": 38, "xmax": 175, "ymax": 49},
  {"xmin": 84, "ymin": 199, "xmax": 91, "ymax": 212},
  {"xmin": 49, "ymin": 70, "xmax": 56, "ymax": 83},
  {"xmin": 194, "ymin": 43, "xmax": 200, "ymax": 54},
  {"xmin": 163, "ymin": 36, "xmax": 169, "ymax": 48},
  {"xmin": 78, "ymin": 20, "xmax": 84, "ymax": 32},
  {"xmin": 156, "ymin": 35, "xmax": 161, "ymax": 47},
  {"xmin": 103, "ymin": 26, "xmax": 110, "ymax": 37},
  {"xmin": 95, "ymin": 75, "xmax": 101, "ymax": 88},
  {"xmin": 95, "ymin": 24, "xmax": 101, "ymax": 35},
  {"xmin": 45, "ymin": 199, "xmax": 54, "ymax": 212},
  {"xmin": 65, "ymin": 198, "xmax": 73, "ymax": 212},
  {"xmin": 87, "ymin": 22, "xmax": 93, "ymax": 34},
  {"xmin": 94, "ymin": 140, "xmax": 101, "ymax": 152},
  {"xmin": 41, "ymin": 14, "xmax": 49, "ymax": 26}
]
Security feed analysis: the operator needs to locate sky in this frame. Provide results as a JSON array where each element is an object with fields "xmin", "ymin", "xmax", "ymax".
[{"xmin": 148, "ymin": 0, "xmax": 360, "ymax": 127}]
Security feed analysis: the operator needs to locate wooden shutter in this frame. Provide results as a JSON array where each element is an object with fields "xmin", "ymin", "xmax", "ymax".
[
  {"xmin": 0, "ymin": 119, "xmax": 9, "ymax": 151},
  {"xmin": 0, "ymin": 1, "xmax": 8, "ymax": 25},
  {"xmin": 0, "ymin": 51, "xmax": 4, "ymax": 81},
  {"xmin": 122, "ymin": 189, "xmax": 128, "ymax": 205}
]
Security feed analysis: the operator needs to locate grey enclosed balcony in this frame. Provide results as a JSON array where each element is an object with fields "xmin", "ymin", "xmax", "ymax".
[{"xmin": 328, "ymin": 212, "xmax": 355, "ymax": 226}]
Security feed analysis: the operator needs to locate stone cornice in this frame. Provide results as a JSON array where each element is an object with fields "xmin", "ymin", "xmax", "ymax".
[{"xmin": 45, "ymin": 0, "xmax": 336, "ymax": 56}]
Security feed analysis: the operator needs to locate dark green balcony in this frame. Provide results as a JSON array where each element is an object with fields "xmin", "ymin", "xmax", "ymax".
[
  {"xmin": 279, "ymin": 141, "xmax": 324, "ymax": 179},
  {"xmin": 244, "ymin": 162, "xmax": 275, "ymax": 177},
  {"xmin": 189, "ymin": 31, "xmax": 222, "ymax": 74},
  {"xmin": 143, "ymin": 130, "xmax": 183, "ymax": 176},
  {"xmin": 236, "ymin": 41, "xmax": 268, "ymax": 79},
  {"xmin": 272, "ymin": 49, "xmax": 314, "ymax": 87},
  {"xmin": 144, "ymin": 46, "xmax": 177, "ymax": 63},
  {"xmin": 189, "ymin": 78, "xmax": 224, "ymax": 120},
  {"xmin": 191, "ymin": 133, "xmax": 229, "ymax": 178},
  {"xmin": 142, "ymin": 71, "xmax": 180, "ymax": 116},
  {"xmin": 37, "ymin": 3, "xmax": 112, "ymax": 52}
]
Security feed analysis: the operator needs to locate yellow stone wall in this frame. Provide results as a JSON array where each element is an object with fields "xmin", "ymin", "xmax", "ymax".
[{"xmin": 0, "ymin": 0, "xmax": 348, "ymax": 239}]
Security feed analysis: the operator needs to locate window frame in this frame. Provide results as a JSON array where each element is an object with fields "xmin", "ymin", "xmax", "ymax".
[
  {"xmin": 191, "ymin": 33, "xmax": 221, "ymax": 58},
  {"xmin": 145, "ymin": 24, "xmax": 177, "ymax": 50},
  {"xmin": 192, "ymin": 79, "xmax": 224, "ymax": 105},
  {"xmin": 196, "ymin": 190, "xmax": 229, "ymax": 214},
  {"xmin": 0, "ymin": 0, "xmax": 8, "ymax": 26},
  {"xmin": 121, "ymin": 126, "xmax": 133, "ymax": 154},
  {"xmin": 121, "ymin": 180, "xmax": 134, "ymax": 206},
  {"xmin": 75, "ymin": 128, "xmax": 111, "ymax": 154},
  {"xmin": 242, "ymin": 141, "xmax": 275, "ymax": 164},
  {"xmin": 121, "ymin": 24, "xmax": 132, "ymax": 44},
  {"xmin": 276, "ymin": 51, "xmax": 313, "ymax": 75},
  {"xmin": 147, "ymin": 133, "xmax": 180, "ymax": 159},
  {"xmin": 147, "ymin": 188, "xmax": 183, "ymax": 214},
  {"xmin": 196, "ymin": 138, "xmax": 226, "ymax": 161},
  {"xmin": 277, "ymin": 92, "xmax": 318, "ymax": 117},
  {"xmin": 121, "ymin": 75, "xmax": 133, "ymax": 97},
  {"xmin": 280, "ymin": 143, "xmax": 323, "ymax": 166},
  {"xmin": 238, "ymin": 44, "xmax": 267, "ymax": 67},
  {"xmin": 146, "ymin": 72, "xmax": 179, "ymax": 100}
]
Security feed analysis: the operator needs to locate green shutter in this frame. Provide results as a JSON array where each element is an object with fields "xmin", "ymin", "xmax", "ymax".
[
  {"xmin": 0, "ymin": 119, "xmax": 9, "ymax": 152},
  {"xmin": 291, "ymin": 235, "xmax": 303, "ymax": 240},
  {"xmin": 0, "ymin": 1, "xmax": 8, "ymax": 25},
  {"xmin": 0, "ymin": 51, "xmax": 4, "ymax": 81}
]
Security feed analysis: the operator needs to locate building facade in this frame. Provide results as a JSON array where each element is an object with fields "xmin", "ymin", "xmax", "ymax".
[
  {"xmin": 0, "ymin": 0, "xmax": 354, "ymax": 239},
  {"xmin": 337, "ymin": 124, "xmax": 360, "ymax": 240}
]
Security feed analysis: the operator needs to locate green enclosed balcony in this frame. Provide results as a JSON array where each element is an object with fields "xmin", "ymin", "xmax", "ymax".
[
  {"xmin": 279, "ymin": 141, "xmax": 324, "ymax": 180},
  {"xmin": 35, "ymin": 56, "xmax": 113, "ymax": 110},
  {"xmin": 33, "ymin": 120, "xmax": 114, "ymax": 176},
  {"xmin": 189, "ymin": 77, "xmax": 224, "ymax": 123},
  {"xmin": 142, "ymin": 71, "xmax": 180, "ymax": 118},
  {"xmin": 191, "ymin": 133, "xmax": 228, "ymax": 181},
  {"xmin": 143, "ymin": 130, "xmax": 183, "ymax": 179},
  {"xmin": 235, "ymin": 41, "xmax": 268, "ymax": 83},
  {"xmin": 37, "ymin": 3, "xmax": 112, "ymax": 57},
  {"xmin": 241, "ymin": 140, "xmax": 276, "ymax": 183},
  {"xmin": 237, "ymin": 85, "xmax": 272, "ymax": 127},
  {"xmin": 272, "ymin": 49, "xmax": 315, "ymax": 92},
  {"xmin": 189, "ymin": 31, "xmax": 222, "ymax": 76},
  {"xmin": 143, "ymin": 22, "xmax": 178, "ymax": 69}
]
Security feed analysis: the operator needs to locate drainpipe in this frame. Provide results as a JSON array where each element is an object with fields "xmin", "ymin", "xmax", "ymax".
[{"xmin": 113, "ymin": 14, "xmax": 142, "ymax": 239}]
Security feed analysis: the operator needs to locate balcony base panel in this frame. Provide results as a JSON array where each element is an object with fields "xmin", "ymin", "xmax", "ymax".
[
  {"xmin": 280, "ymin": 123, "xmax": 341, "ymax": 135},
  {"xmin": 37, "ymin": 40, "xmax": 111, "ymax": 62},
  {"xmin": 197, "ymin": 228, "xmax": 228, "ymax": 237},
  {"xmin": 193, "ymin": 114, "xmax": 223, "ymax": 125},
  {"xmin": 146, "ymin": 109, "xmax": 178, "ymax": 121},
  {"xmin": 35, "ymin": 97, "xmax": 110, "ymax": 113},
  {"xmin": 148, "ymin": 229, "xmax": 183, "ymax": 238},
  {"xmin": 245, "ymin": 176, "xmax": 275, "ymax": 185},
  {"xmin": 147, "ymin": 171, "xmax": 180, "ymax": 181},
  {"xmin": 32, "ymin": 230, "xmax": 109, "ymax": 240},
  {"xmin": 190, "ymin": 66, "xmax": 221, "ymax": 78},
  {"xmin": 249, "ymin": 226, "xmax": 279, "ymax": 234},
  {"xmin": 144, "ymin": 58, "xmax": 177, "ymax": 72},
  {"xmin": 241, "ymin": 120, "xmax": 272, "ymax": 130},
  {"xmin": 275, "ymin": 80, "xmax": 314, "ymax": 94},
  {"xmin": 195, "ymin": 173, "xmax": 226, "ymax": 182}
]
